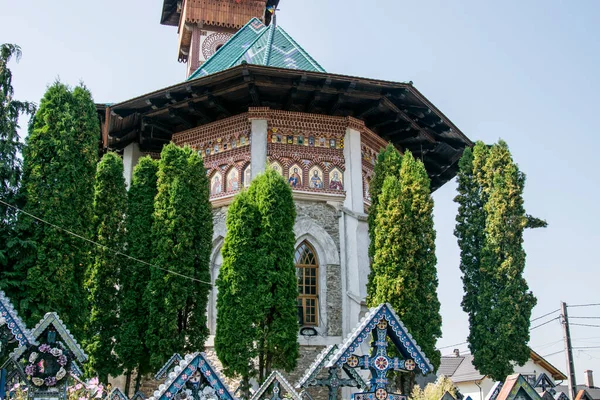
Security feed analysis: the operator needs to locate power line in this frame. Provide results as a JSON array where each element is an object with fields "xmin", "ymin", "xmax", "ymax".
[
  {"xmin": 542, "ymin": 350, "xmax": 564, "ymax": 358},
  {"xmin": 531, "ymin": 309, "xmax": 560, "ymax": 322},
  {"xmin": 572, "ymin": 346, "xmax": 600, "ymax": 350},
  {"xmin": 568, "ymin": 303, "xmax": 600, "ymax": 308},
  {"xmin": 530, "ymin": 316, "xmax": 560, "ymax": 330},
  {"xmin": 571, "ymin": 323, "xmax": 600, "ymax": 328},
  {"xmin": 0, "ymin": 198, "xmax": 213, "ymax": 287},
  {"xmin": 570, "ymin": 317, "xmax": 600, "ymax": 320},
  {"xmin": 437, "ymin": 341, "xmax": 468, "ymax": 350}
]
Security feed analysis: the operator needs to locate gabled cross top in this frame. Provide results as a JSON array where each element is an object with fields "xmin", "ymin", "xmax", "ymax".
[
  {"xmin": 313, "ymin": 367, "xmax": 363, "ymax": 400},
  {"xmin": 346, "ymin": 319, "xmax": 415, "ymax": 400}
]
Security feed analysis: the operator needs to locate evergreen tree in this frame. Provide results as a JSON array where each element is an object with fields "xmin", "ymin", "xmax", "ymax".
[
  {"xmin": 0, "ymin": 44, "xmax": 35, "ymax": 297},
  {"xmin": 215, "ymin": 190, "xmax": 262, "ymax": 398},
  {"xmin": 455, "ymin": 140, "xmax": 542, "ymax": 381},
  {"xmin": 367, "ymin": 143, "xmax": 403, "ymax": 259},
  {"xmin": 216, "ymin": 169, "xmax": 299, "ymax": 386},
  {"xmin": 146, "ymin": 144, "xmax": 212, "ymax": 369},
  {"xmin": 85, "ymin": 152, "xmax": 127, "ymax": 381},
  {"xmin": 19, "ymin": 82, "xmax": 98, "ymax": 335},
  {"xmin": 117, "ymin": 156, "xmax": 158, "ymax": 392},
  {"xmin": 367, "ymin": 151, "xmax": 442, "ymax": 372},
  {"xmin": 247, "ymin": 169, "xmax": 299, "ymax": 382}
]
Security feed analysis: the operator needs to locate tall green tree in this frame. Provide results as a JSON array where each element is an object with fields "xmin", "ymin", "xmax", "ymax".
[
  {"xmin": 215, "ymin": 190, "xmax": 262, "ymax": 398},
  {"xmin": 146, "ymin": 144, "xmax": 212, "ymax": 369},
  {"xmin": 0, "ymin": 44, "xmax": 35, "ymax": 297},
  {"xmin": 367, "ymin": 143, "xmax": 403, "ymax": 259},
  {"xmin": 216, "ymin": 169, "xmax": 299, "ymax": 388},
  {"xmin": 117, "ymin": 156, "xmax": 158, "ymax": 393},
  {"xmin": 247, "ymin": 169, "xmax": 299, "ymax": 382},
  {"xmin": 367, "ymin": 151, "xmax": 442, "ymax": 373},
  {"xmin": 19, "ymin": 82, "xmax": 98, "ymax": 335},
  {"xmin": 85, "ymin": 152, "xmax": 127, "ymax": 381},
  {"xmin": 455, "ymin": 140, "xmax": 542, "ymax": 381}
]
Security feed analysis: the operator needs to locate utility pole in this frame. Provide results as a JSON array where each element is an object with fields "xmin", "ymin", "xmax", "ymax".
[{"xmin": 561, "ymin": 301, "xmax": 577, "ymax": 400}]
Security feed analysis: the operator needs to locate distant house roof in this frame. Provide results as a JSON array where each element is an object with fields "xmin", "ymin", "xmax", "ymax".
[
  {"xmin": 188, "ymin": 18, "xmax": 325, "ymax": 80},
  {"xmin": 439, "ymin": 350, "xmax": 566, "ymax": 384},
  {"xmin": 555, "ymin": 386, "xmax": 600, "ymax": 400}
]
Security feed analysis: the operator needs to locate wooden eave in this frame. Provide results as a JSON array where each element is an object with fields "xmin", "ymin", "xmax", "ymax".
[
  {"xmin": 102, "ymin": 64, "xmax": 473, "ymax": 191},
  {"xmin": 530, "ymin": 349, "xmax": 568, "ymax": 381},
  {"xmin": 161, "ymin": 0, "xmax": 180, "ymax": 26}
]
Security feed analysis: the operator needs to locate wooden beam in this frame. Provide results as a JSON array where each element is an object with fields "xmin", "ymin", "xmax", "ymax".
[
  {"xmin": 141, "ymin": 117, "xmax": 173, "ymax": 136},
  {"xmin": 285, "ymin": 86, "xmax": 298, "ymax": 111},
  {"xmin": 248, "ymin": 83, "xmax": 261, "ymax": 107},
  {"xmin": 208, "ymin": 95, "xmax": 231, "ymax": 117},
  {"xmin": 329, "ymin": 94, "xmax": 345, "ymax": 115},
  {"xmin": 381, "ymin": 96, "xmax": 436, "ymax": 143},
  {"xmin": 146, "ymin": 98, "xmax": 160, "ymax": 110},
  {"xmin": 168, "ymin": 108, "xmax": 194, "ymax": 129},
  {"xmin": 186, "ymin": 101, "xmax": 211, "ymax": 122}
]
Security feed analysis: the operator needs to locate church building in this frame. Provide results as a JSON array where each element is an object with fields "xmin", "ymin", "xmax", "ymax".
[{"xmin": 97, "ymin": 0, "xmax": 473, "ymax": 381}]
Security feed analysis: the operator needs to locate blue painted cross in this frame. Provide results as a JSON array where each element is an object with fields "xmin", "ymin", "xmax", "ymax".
[{"xmin": 346, "ymin": 319, "xmax": 416, "ymax": 400}]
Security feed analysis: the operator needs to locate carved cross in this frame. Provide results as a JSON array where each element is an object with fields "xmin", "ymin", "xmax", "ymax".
[{"xmin": 345, "ymin": 319, "xmax": 415, "ymax": 400}]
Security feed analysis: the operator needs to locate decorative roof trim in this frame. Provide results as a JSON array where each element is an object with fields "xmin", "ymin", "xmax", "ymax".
[
  {"xmin": 109, "ymin": 388, "xmax": 129, "ymax": 400},
  {"xmin": 250, "ymin": 371, "xmax": 301, "ymax": 400},
  {"xmin": 154, "ymin": 353, "xmax": 183, "ymax": 380},
  {"xmin": 534, "ymin": 373, "xmax": 556, "ymax": 389},
  {"xmin": 295, "ymin": 345, "xmax": 338, "ymax": 389},
  {"xmin": 149, "ymin": 353, "xmax": 236, "ymax": 400},
  {"xmin": 496, "ymin": 374, "xmax": 541, "ymax": 400},
  {"xmin": 485, "ymin": 382, "xmax": 504, "ymax": 400},
  {"xmin": 131, "ymin": 391, "xmax": 147, "ymax": 400},
  {"xmin": 10, "ymin": 312, "xmax": 87, "ymax": 363},
  {"xmin": 0, "ymin": 290, "xmax": 34, "ymax": 346},
  {"xmin": 325, "ymin": 303, "xmax": 433, "ymax": 374}
]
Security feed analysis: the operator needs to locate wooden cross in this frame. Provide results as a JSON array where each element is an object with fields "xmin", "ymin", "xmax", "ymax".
[
  {"xmin": 311, "ymin": 366, "xmax": 363, "ymax": 400},
  {"xmin": 345, "ymin": 319, "xmax": 415, "ymax": 400}
]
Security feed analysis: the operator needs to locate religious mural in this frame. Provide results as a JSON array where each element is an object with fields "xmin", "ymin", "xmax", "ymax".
[
  {"xmin": 271, "ymin": 161, "xmax": 283, "ymax": 176},
  {"xmin": 244, "ymin": 164, "xmax": 251, "ymax": 187},
  {"xmin": 330, "ymin": 168, "xmax": 344, "ymax": 191},
  {"xmin": 227, "ymin": 168, "xmax": 239, "ymax": 192},
  {"xmin": 268, "ymin": 129, "xmax": 344, "ymax": 149},
  {"xmin": 288, "ymin": 164, "xmax": 303, "ymax": 188},
  {"xmin": 198, "ymin": 134, "xmax": 250, "ymax": 158},
  {"xmin": 309, "ymin": 167, "xmax": 324, "ymax": 189},
  {"xmin": 211, "ymin": 172, "xmax": 223, "ymax": 195}
]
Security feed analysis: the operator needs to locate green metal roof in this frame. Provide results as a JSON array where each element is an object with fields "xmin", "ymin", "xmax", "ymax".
[{"xmin": 187, "ymin": 18, "xmax": 325, "ymax": 80}]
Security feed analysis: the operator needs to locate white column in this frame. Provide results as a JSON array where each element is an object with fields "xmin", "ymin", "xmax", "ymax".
[
  {"xmin": 340, "ymin": 126, "xmax": 370, "ymax": 337},
  {"xmin": 123, "ymin": 142, "xmax": 142, "ymax": 190},
  {"xmin": 250, "ymin": 119, "xmax": 268, "ymax": 179}
]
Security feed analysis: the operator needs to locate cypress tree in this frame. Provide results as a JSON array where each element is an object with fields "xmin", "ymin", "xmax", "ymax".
[
  {"xmin": 215, "ymin": 190, "xmax": 262, "ymax": 398},
  {"xmin": 367, "ymin": 151, "xmax": 442, "ymax": 372},
  {"xmin": 367, "ymin": 143, "xmax": 403, "ymax": 259},
  {"xmin": 85, "ymin": 152, "xmax": 127, "ymax": 381},
  {"xmin": 117, "ymin": 156, "xmax": 158, "ymax": 391},
  {"xmin": 19, "ymin": 82, "xmax": 98, "ymax": 335},
  {"xmin": 455, "ymin": 140, "xmax": 541, "ymax": 381},
  {"xmin": 0, "ymin": 44, "xmax": 35, "ymax": 297},
  {"xmin": 216, "ymin": 169, "xmax": 299, "ymax": 386},
  {"xmin": 247, "ymin": 169, "xmax": 299, "ymax": 382},
  {"xmin": 146, "ymin": 144, "xmax": 212, "ymax": 369}
]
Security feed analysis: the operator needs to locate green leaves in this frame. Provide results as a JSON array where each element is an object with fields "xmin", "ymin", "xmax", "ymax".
[
  {"xmin": 146, "ymin": 144, "xmax": 212, "ymax": 369},
  {"xmin": 19, "ymin": 81, "xmax": 98, "ymax": 338},
  {"xmin": 85, "ymin": 152, "xmax": 127, "ymax": 381},
  {"xmin": 216, "ymin": 169, "xmax": 299, "ymax": 390},
  {"xmin": 117, "ymin": 157, "xmax": 158, "ymax": 378},
  {"xmin": 455, "ymin": 140, "xmax": 541, "ymax": 381},
  {"xmin": 367, "ymin": 150, "xmax": 442, "ymax": 371}
]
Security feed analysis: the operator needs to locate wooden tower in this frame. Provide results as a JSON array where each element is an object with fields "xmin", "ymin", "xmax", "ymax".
[{"xmin": 160, "ymin": 0, "xmax": 279, "ymax": 77}]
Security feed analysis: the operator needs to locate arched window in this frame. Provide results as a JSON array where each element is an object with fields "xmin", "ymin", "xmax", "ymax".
[{"xmin": 295, "ymin": 241, "xmax": 319, "ymax": 326}]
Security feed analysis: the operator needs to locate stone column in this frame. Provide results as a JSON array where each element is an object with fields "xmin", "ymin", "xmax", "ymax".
[
  {"xmin": 123, "ymin": 142, "xmax": 142, "ymax": 190},
  {"xmin": 340, "ymin": 118, "xmax": 370, "ymax": 337},
  {"xmin": 248, "ymin": 107, "xmax": 270, "ymax": 180}
]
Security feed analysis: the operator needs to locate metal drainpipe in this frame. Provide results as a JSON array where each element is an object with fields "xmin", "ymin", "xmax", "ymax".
[{"xmin": 475, "ymin": 381, "xmax": 483, "ymax": 400}]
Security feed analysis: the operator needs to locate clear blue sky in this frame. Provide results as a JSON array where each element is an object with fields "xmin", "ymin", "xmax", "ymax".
[{"xmin": 3, "ymin": 0, "xmax": 600, "ymax": 381}]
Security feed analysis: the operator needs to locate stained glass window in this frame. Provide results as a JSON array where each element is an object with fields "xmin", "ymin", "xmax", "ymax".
[{"xmin": 295, "ymin": 241, "xmax": 319, "ymax": 326}]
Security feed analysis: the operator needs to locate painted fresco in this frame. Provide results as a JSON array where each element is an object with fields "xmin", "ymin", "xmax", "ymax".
[
  {"xmin": 227, "ymin": 168, "xmax": 239, "ymax": 192},
  {"xmin": 329, "ymin": 168, "xmax": 344, "ymax": 190},
  {"xmin": 211, "ymin": 172, "xmax": 223, "ymax": 195},
  {"xmin": 309, "ymin": 167, "xmax": 324, "ymax": 189},
  {"xmin": 288, "ymin": 164, "xmax": 303, "ymax": 188}
]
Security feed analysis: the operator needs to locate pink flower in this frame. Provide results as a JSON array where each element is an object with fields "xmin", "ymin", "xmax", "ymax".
[
  {"xmin": 75, "ymin": 383, "xmax": 83, "ymax": 390},
  {"xmin": 88, "ymin": 377, "xmax": 99, "ymax": 386},
  {"xmin": 80, "ymin": 396, "xmax": 88, "ymax": 400}
]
